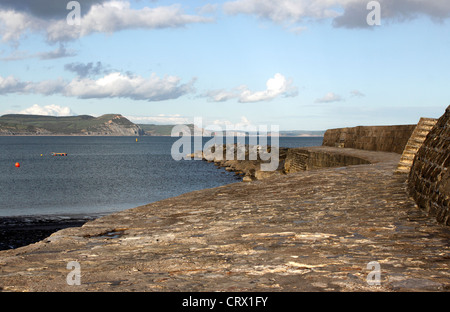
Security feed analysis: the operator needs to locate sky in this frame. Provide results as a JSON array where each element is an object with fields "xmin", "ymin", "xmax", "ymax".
[{"xmin": 0, "ymin": 0, "xmax": 449, "ymax": 131}]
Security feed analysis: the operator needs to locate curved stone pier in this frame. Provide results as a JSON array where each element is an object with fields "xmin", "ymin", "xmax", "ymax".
[{"xmin": 0, "ymin": 148, "xmax": 449, "ymax": 292}]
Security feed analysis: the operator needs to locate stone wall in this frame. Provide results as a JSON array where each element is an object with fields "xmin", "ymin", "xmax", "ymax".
[
  {"xmin": 408, "ymin": 106, "xmax": 450, "ymax": 226},
  {"xmin": 322, "ymin": 125, "xmax": 416, "ymax": 154},
  {"xmin": 284, "ymin": 148, "xmax": 371, "ymax": 173}
]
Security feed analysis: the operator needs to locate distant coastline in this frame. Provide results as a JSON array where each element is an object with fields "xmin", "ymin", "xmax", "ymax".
[
  {"xmin": 0, "ymin": 113, "xmax": 325, "ymax": 137},
  {"xmin": 0, "ymin": 114, "xmax": 142, "ymax": 136}
]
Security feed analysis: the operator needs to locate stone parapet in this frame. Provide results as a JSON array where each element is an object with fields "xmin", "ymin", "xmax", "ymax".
[
  {"xmin": 284, "ymin": 147, "xmax": 371, "ymax": 173},
  {"xmin": 322, "ymin": 125, "xmax": 416, "ymax": 154},
  {"xmin": 408, "ymin": 106, "xmax": 450, "ymax": 225}
]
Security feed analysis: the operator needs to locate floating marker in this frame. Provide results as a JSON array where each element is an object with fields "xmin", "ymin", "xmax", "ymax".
[{"xmin": 15, "ymin": 162, "xmax": 20, "ymax": 168}]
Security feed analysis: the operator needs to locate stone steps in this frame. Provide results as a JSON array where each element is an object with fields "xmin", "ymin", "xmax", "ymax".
[{"xmin": 395, "ymin": 117, "xmax": 437, "ymax": 174}]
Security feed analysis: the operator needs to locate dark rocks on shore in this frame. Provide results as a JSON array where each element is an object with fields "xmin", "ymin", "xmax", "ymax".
[
  {"xmin": 187, "ymin": 144, "xmax": 289, "ymax": 182},
  {"xmin": 0, "ymin": 215, "xmax": 96, "ymax": 250}
]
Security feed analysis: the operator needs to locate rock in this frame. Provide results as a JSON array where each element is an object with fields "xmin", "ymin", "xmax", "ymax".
[{"xmin": 254, "ymin": 170, "xmax": 281, "ymax": 180}]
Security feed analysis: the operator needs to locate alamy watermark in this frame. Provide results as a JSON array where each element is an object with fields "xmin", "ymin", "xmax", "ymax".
[
  {"xmin": 67, "ymin": 1, "xmax": 81, "ymax": 26},
  {"xmin": 170, "ymin": 117, "xmax": 280, "ymax": 172},
  {"xmin": 367, "ymin": 1, "xmax": 381, "ymax": 26},
  {"xmin": 66, "ymin": 261, "xmax": 81, "ymax": 286},
  {"xmin": 366, "ymin": 261, "xmax": 381, "ymax": 286}
]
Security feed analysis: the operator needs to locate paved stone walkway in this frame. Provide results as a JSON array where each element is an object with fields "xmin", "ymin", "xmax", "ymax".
[{"xmin": 0, "ymin": 148, "xmax": 449, "ymax": 292}]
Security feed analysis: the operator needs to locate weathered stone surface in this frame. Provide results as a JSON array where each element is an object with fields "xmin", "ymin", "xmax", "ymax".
[
  {"xmin": 408, "ymin": 106, "xmax": 450, "ymax": 225},
  {"xmin": 322, "ymin": 125, "xmax": 416, "ymax": 154},
  {"xmin": 396, "ymin": 118, "xmax": 437, "ymax": 174},
  {"xmin": 283, "ymin": 146, "xmax": 372, "ymax": 174},
  {"xmin": 0, "ymin": 148, "xmax": 449, "ymax": 292},
  {"xmin": 192, "ymin": 145, "xmax": 391, "ymax": 181}
]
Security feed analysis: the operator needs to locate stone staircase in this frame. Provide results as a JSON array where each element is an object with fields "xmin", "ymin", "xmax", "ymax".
[{"xmin": 395, "ymin": 117, "xmax": 437, "ymax": 174}]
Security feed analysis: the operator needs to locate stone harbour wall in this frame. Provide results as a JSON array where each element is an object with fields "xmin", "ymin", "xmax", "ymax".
[
  {"xmin": 322, "ymin": 125, "xmax": 416, "ymax": 154},
  {"xmin": 408, "ymin": 106, "xmax": 450, "ymax": 226},
  {"xmin": 284, "ymin": 147, "xmax": 371, "ymax": 173}
]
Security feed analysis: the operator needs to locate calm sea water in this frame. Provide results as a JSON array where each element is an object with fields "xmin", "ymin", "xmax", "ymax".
[{"xmin": 0, "ymin": 136, "xmax": 322, "ymax": 217}]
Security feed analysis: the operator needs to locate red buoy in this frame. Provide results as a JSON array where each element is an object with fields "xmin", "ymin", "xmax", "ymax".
[{"xmin": 15, "ymin": 162, "xmax": 20, "ymax": 168}]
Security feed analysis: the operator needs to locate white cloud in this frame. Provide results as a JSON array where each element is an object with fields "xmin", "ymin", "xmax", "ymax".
[
  {"xmin": 0, "ymin": 9, "xmax": 42, "ymax": 43},
  {"xmin": 197, "ymin": 3, "xmax": 219, "ymax": 15},
  {"xmin": 0, "ymin": 75, "xmax": 26, "ymax": 93},
  {"xmin": 64, "ymin": 72, "xmax": 196, "ymax": 101},
  {"xmin": 0, "ymin": 72, "xmax": 196, "ymax": 101},
  {"xmin": 315, "ymin": 92, "xmax": 344, "ymax": 103},
  {"xmin": 126, "ymin": 114, "xmax": 189, "ymax": 125},
  {"xmin": 202, "ymin": 89, "xmax": 240, "ymax": 102},
  {"xmin": 0, "ymin": 44, "xmax": 76, "ymax": 61},
  {"xmin": 47, "ymin": 1, "xmax": 213, "ymax": 42},
  {"xmin": 203, "ymin": 73, "xmax": 298, "ymax": 103},
  {"xmin": 0, "ymin": 1, "xmax": 213, "ymax": 44},
  {"xmin": 210, "ymin": 116, "xmax": 254, "ymax": 131},
  {"xmin": 350, "ymin": 89, "xmax": 365, "ymax": 97},
  {"xmin": 19, "ymin": 104, "xmax": 76, "ymax": 116},
  {"xmin": 37, "ymin": 44, "xmax": 77, "ymax": 60},
  {"xmin": 289, "ymin": 26, "xmax": 308, "ymax": 35},
  {"xmin": 239, "ymin": 73, "xmax": 297, "ymax": 103}
]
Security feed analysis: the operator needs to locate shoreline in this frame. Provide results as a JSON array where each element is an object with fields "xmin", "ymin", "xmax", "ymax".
[{"xmin": 0, "ymin": 213, "xmax": 107, "ymax": 251}]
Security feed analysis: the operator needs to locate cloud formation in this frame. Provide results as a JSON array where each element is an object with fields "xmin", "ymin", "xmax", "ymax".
[
  {"xmin": 64, "ymin": 61, "xmax": 109, "ymax": 78},
  {"xmin": 315, "ymin": 92, "xmax": 343, "ymax": 103},
  {"xmin": 19, "ymin": 104, "xmax": 76, "ymax": 116},
  {"xmin": 0, "ymin": 72, "xmax": 196, "ymax": 101},
  {"xmin": 0, "ymin": 0, "xmax": 103, "ymax": 19},
  {"xmin": 0, "ymin": 1, "xmax": 212, "ymax": 44},
  {"xmin": 65, "ymin": 72, "xmax": 196, "ymax": 101},
  {"xmin": 38, "ymin": 44, "xmax": 77, "ymax": 60},
  {"xmin": 203, "ymin": 73, "xmax": 298, "ymax": 103},
  {"xmin": 127, "ymin": 114, "xmax": 189, "ymax": 125},
  {"xmin": 209, "ymin": 116, "xmax": 255, "ymax": 131},
  {"xmin": 0, "ymin": 44, "xmax": 76, "ymax": 61},
  {"xmin": 350, "ymin": 89, "xmax": 365, "ymax": 97},
  {"xmin": 223, "ymin": 0, "xmax": 450, "ymax": 29}
]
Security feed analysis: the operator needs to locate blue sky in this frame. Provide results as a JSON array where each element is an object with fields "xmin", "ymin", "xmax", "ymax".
[{"xmin": 0, "ymin": 0, "xmax": 449, "ymax": 130}]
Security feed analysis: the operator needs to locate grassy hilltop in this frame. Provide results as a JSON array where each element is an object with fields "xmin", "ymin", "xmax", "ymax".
[{"xmin": 0, "ymin": 114, "xmax": 142, "ymax": 136}]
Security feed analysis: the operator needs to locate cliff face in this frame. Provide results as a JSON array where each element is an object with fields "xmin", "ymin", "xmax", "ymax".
[
  {"xmin": 0, "ymin": 114, "xmax": 143, "ymax": 136},
  {"xmin": 80, "ymin": 115, "xmax": 143, "ymax": 136},
  {"xmin": 408, "ymin": 106, "xmax": 450, "ymax": 225}
]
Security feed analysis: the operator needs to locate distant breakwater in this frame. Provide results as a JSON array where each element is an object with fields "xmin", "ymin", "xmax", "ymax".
[{"xmin": 187, "ymin": 143, "xmax": 380, "ymax": 182}]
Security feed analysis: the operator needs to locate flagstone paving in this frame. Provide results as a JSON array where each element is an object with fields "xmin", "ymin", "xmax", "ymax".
[{"xmin": 0, "ymin": 148, "xmax": 449, "ymax": 292}]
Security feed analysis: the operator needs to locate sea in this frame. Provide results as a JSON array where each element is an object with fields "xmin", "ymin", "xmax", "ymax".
[{"xmin": 0, "ymin": 136, "xmax": 323, "ymax": 217}]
